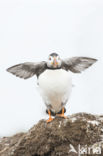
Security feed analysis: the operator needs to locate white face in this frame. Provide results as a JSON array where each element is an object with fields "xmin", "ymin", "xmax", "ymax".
[{"xmin": 47, "ymin": 55, "xmax": 62, "ymax": 68}]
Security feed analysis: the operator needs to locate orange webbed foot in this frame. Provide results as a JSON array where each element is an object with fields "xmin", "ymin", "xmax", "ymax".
[
  {"xmin": 46, "ymin": 117, "xmax": 53, "ymax": 123},
  {"xmin": 56, "ymin": 108, "xmax": 67, "ymax": 119},
  {"xmin": 56, "ymin": 114, "xmax": 67, "ymax": 118},
  {"xmin": 46, "ymin": 110, "xmax": 53, "ymax": 123}
]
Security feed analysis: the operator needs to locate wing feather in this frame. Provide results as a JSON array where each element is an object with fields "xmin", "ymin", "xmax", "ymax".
[
  {"xmin": 7, "ymin": 62, "xmax": 46, "ymax": 79},
  {"xmin": 62, "ymin": 57, "xmax": 97, "ymax": 73}
]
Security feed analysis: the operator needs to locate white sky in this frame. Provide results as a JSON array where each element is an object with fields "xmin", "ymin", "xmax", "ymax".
[{"xmin": 0, "ymin": 0, "xmax": 103, "ymax": 137}]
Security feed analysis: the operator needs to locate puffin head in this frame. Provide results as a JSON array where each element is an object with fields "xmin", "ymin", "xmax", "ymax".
[{"xmin": 47, "ymin": 53, "xmax": 62, "ymax": 69}]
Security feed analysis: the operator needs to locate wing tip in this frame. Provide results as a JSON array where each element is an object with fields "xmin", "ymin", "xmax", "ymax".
[
  {"xmin": 6, "ymin": 66, "xmax": 32, "ymax": 80},
  {"xmin": 94, "ymin": 58, "xmax": 98, "ymax": 62},
  {"xmin": 91, "ymin": 58, "xmax": 98, "ymax": 65},
  {"xmin": 6, "ymin": 67, "xmax": 11, "ymax": 72}
]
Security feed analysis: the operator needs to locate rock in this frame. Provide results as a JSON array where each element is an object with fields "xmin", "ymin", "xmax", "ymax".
[{"xmin": 0, "ymin": 113, "xmax": 103, "ymax": 156}]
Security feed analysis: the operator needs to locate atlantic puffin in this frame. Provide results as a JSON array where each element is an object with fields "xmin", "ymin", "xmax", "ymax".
[{"xmin": 7, "ymin": 53, "xmax": 97, "ymax": 122}]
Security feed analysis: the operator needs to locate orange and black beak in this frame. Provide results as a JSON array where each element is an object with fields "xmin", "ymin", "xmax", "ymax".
[{"xmin": 53, "ymin": 57, "xmax": 58, "ymax": 67}]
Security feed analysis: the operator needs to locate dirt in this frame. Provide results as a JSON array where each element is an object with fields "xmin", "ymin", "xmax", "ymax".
[{"xmin": 0, "ymin": 113, "xmax": 103, "ymax": 156}]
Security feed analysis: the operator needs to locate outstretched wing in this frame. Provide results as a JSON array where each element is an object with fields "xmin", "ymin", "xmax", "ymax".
[
  {"xmin": 62, "ymin": 57, "xmax": 97, "ymax": 73},
  {"xmin": 7, "ymin": 61, "xmax": 47, "ymax": 79}
]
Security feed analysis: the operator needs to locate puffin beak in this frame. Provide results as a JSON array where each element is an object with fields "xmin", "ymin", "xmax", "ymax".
[{"xmin": 53, "ymin": 57, "xmax": 58, "ymax": 67}]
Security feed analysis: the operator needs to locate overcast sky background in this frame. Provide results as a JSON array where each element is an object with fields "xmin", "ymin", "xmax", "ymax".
[{"xmin": 0, "ymin": 0, "xmax": 103, "ymax": 137}]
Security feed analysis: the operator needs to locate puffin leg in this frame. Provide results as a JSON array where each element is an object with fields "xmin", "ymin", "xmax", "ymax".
[
  {"xmin": 46, "ymin": 110, "xmax": 53, "ymax": 123},
  {"xmin": 56, "ymin": 107, "xmax": 67, "ymax": 118}
]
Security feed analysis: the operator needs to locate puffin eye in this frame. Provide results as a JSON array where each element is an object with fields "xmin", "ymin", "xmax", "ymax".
[{"xmin": 49, "ymin": 57, "xmax": 51, "ymax": 60}]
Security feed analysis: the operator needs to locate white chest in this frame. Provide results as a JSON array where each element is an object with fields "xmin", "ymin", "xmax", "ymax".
[{"xmin": 38, "ymin": 69, "xmax": 72, "ymax": 112}]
